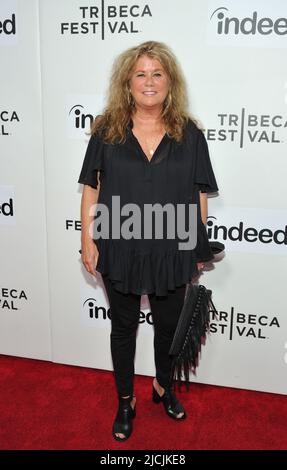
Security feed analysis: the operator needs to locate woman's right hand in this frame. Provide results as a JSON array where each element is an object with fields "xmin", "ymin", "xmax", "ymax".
[{"xmin": 81, "ymin": 239, "xmax": 99, "ymax": 277}]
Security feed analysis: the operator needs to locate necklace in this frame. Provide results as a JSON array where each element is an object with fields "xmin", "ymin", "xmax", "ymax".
[
  {"xmin": 144, "ymin": 130, "xmax": 165, "ymax": 157},
  {"xmin": 132, "ymin": 119, "xmax": 165, "ymax": 159}
]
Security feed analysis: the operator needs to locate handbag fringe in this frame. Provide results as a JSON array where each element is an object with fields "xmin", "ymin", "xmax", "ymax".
[{"xmin": 170, "ymin": 285, "xmax": 216, "ymax": 388}]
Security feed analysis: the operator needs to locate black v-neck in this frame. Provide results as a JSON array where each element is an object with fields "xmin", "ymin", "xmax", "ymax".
[{"xmin": 130, "ymin": 130, "xmax": 167, "ymax": 164}]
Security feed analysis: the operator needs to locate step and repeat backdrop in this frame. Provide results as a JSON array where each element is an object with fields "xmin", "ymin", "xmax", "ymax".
[
  {"xmin": 0, "ymin": 0, "xmax": 51, "ymax": 360},
  {"xmin": 1, "ymin": 0, "xmax": 286, "ymax": 394}
]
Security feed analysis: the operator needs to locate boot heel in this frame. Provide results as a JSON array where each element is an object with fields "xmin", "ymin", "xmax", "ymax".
[{"xmin": 152, "ymin": 386, "xmax": 162, "ymax": 403}]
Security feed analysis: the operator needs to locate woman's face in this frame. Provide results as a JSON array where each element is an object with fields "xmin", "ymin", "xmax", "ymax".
[{"xmin": 129, "ymin": 54, "xmax": 170, "ymax": 112}]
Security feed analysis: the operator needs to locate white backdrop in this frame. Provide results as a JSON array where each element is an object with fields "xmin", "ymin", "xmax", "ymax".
[
  {"xmin": 1, "ymin": 0, "xmax": 286, "ymax": 395},
  {"xmin": 0, "ymin": 0, "xmax": 51, "ymax": 359}
]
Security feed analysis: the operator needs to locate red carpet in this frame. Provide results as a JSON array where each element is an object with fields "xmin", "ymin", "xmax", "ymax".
[{"xmin": 0, "ymin": 354, "xmax": 286, "ymax": 450}]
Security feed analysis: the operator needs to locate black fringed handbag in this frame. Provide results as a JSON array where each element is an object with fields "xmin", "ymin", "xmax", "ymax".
[
  {"xmin": 169, "ymin": 241, "xmax": 224, "ymax": 386},
  {"xmin": 169, "ymin": 283, "xmax": 215, "ymax": 385}
]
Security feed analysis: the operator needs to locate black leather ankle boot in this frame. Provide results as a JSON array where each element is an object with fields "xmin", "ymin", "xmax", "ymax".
[
  {"xmin": 112, "ymin": 396, "xmax": 136, "ymax": 441},
  {"xmin": 152, "ymin": 385, "xmax": 186, "ymax": 420}
]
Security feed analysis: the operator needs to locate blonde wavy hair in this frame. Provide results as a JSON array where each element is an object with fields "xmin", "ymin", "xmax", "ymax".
[{"xmin": 91, "ymin": 40, "xmax": 193, "ymax": 143}]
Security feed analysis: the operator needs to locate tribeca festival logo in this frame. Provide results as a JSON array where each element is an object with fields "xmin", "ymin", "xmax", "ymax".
[
  {"xmin": 0, "ymin": 287, "xmax": 28, "ymax": 311},
  {"xmin": 0, "ymin": 109, "xmax": 20, "ymax": 136},
  {"xmin": 60, "ymin": 2, "xmax": 152, "ymax": 39},
  {"xmin": 209, "ymin": 306, "xmax": 280, "ymax": 340},
  {"xmin": 204, "ymin": 108, "xmax": 286, "ymax": 148}
]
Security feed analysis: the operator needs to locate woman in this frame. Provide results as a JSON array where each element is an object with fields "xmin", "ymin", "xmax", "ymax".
[{"xmin": 78, "ymin": 41, "xmax": 218, "ymax": 441}]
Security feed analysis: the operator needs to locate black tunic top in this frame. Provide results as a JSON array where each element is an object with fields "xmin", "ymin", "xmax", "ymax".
[{"xmin": 78, "ymin": 118, "xmax": 218, "ymax": 296}]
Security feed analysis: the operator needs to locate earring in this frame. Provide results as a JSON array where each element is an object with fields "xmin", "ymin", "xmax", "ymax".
[
  {"xmin": 128, "ymin": 89, "xmax": 134, "ymax": 107},
  {"xmin": 163, "ymin": 92, "xmax": 172, "ymax": 113}
]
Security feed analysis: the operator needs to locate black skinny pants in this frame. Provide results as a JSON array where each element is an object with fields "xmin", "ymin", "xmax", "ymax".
[{"xmin": 102, "ymin": 275, "xmax": 186, "ymax": 397}]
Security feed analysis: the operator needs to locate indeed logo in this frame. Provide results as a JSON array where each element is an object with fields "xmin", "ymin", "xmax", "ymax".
[
  {"xmin": 69, "ymin": 104, "xmax": 94, "ymax": 130},
  {"xmin": 83, "ymin": 298, "xmax": 154, "ymax": 325},
  {"xmin": 207, "ymin": 216, "xmax": 287, "ymax": 246},
  {"xmin": 0, "ymin": 186, "xmax": 16, "ymax": 226},
  {"xmin": 66, "ymin": 95, "xmax": 104, "ymax": 138},
  {"xmin": 0, "ymin": 198, "xmax": 14, "ymax": 216},
  {"xmin": 210, "ymin": 7, "xmax": 287, "ymax": 36},
  {"xmin": 84, "ymin": 298, "xmax": 111, "ymax": 319},
  {"xmin": 0, "ymin": 13, "xmax": 16, "ymax": 35}
]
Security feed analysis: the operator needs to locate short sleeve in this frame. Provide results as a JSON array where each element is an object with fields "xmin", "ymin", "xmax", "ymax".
[
  {"xmin": 78, "ymin": 132, "xmax": 104, "ymax": 189},
  {"xmin": 195, "ymin": 129, "xmax": 218, "ymax": 193}
]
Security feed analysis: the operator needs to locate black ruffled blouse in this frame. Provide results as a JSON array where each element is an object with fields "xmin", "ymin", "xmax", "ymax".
[{"xmin": 78, "ymin": 119, "xmax": 218, "ymax": 296}]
